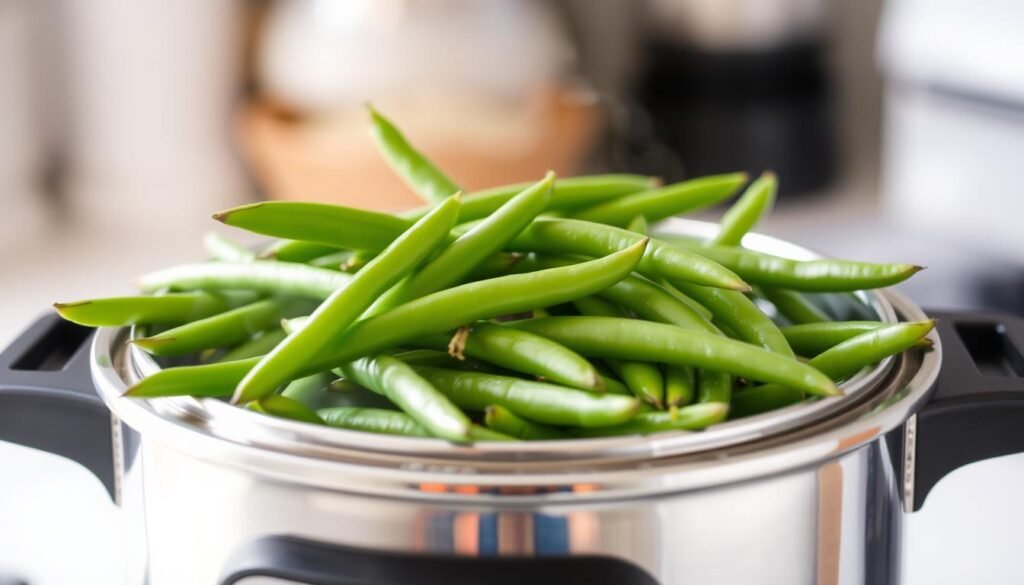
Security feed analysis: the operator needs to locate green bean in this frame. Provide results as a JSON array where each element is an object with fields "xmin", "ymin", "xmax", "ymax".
[
  {"xmin": 781, "ymin": 321, "xmax": 894, "ymax": 356},
  {"xmin": 319, "ymin": 406, "xmax": 432, "ymax": 437},
  {"xmin": 573, "ymin": 296, "xmax": 664, "ymax": 408},
  {"xmin": 466, "ymin": 252, "xmax": 525, "ymax": 280},
  {"xmin": 401, "ymin": 174, "xmax": 659, "ymax": 223},
  {"xmin": 54, "ymin": 292, "xmax": 229, "ymax": 327},
  {"xmin": 325, "ymin": 379, "xmax": 399, "ymax": 409},
  {"xmin": 339, "ymin": 354, "xmax": 472, "ymax": 442},
  {"xmin": 665, "ymin": 365, "xmax": 695, "ymax": 407},
  {"xmin": 510, "ymin": 317, "xmax": 839, "ymax": 396},
  {"xmin": 391, "ymin": 349, "xmax": 497, "ymax": 373},
  {"xmin": 510, "ymin": 218, "xmax": 748, "ymax": 290},
  {"xmin": 414, "ymin": 322, "xmax": 603, "ymax": 392},
  {"xmin": 255, "ymin": 394, "xmax": 325, "ymax": 424},
  {"xmin": 697, "ymin": 368, "xmax": 732, "ymax": 404},
  {"xmin": 203, "ymin": 232, "xmax": 255, "ymax": 262},
  {"xmin": 667, "ymin": 238, "xmax": 923, "ymax": 292},
  {"xmin": 627, "ymin": 215, "xmax": 648, "ymax": 235},
  {"xmin": 484, "ymin": 405, "xmax": 568, "ymax": 440},
  {"xmin": 658, "ymin": 279, "xmax": 714, "ymax": 321},
  {"xmin": 260, "ymin": 240, "xmax": 341, "ymax": 263},
  {"xmin": 218, "ymin": 327, "xmax": 287, "ymax": 362},
  {"xmin": 307, "ymin": 250, "xmax": 357, "ymax": 270},
  {"xmin": 132, "ymin": 297, "xmax": 311, "ymax": 357},
  {"xmin": 571, "ymin": 172, "xmax": 748, "ymax": 226},
  {"xmin": 233, "ymin": 195, "xmax": 461, "ymax": 403},
  {"xmin": 138, "ymin": 260, "xmax": 352, "ymax": 301},
  {"xmin": 369, "ymin": 172, "xmax": 553, "ymax": 314},
  {"xmin": 124, "ymin": 241, "xmax": 647, "ymax": 397},
  {"xmin": 731, "ymin": 320, "xmax": 935, "ymax": 418},
  {"xmin": 805, "ymin": 292, "xmax": 877, "ymax": 321},
  {"xmin": 571, "ymin": 403, "xmax": 729, "ymax": 437},
  {"xmin": 598, "ymin": 373, "xmax": 631, "ymax": 396},
  {"xmin": 280, "ymin": 372, "xmax": 342, "ymax": 410},
  {"xmin": 412, "ymin": 366, "xmax": 639, "ymax": 428},
  {"xmin": 671, "ymin": 280, "xmax": 794, "ymax": 357},
  {"xmin": 214, "ymin": 201, "xmax": 414, "ymax": 252},
  {"xmin": 758, "ymin": 287, "xmax": 830, "ymax": 325},
  {"xmin": 468, "ymin": 425, "xmax": 518, "ymax": 442},
  {"xmin": 711, "ymin": 171, "xmax": 776, "ymax": 246},
  {"xmin": 368, "ymin": 106, "xmax": 460, "ymax": 203}
]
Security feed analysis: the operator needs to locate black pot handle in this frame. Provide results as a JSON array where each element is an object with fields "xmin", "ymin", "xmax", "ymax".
[
  {"xmin": 911, "ymin": 310, "xmax": 1024, "ymax": 511},
  {"xmin": 0, "ymin": 313, "xmax": 116, "ymax": 501},
  {"xmin": 219, "ymin": 535, "xmax": 659, "ymax": 585}
]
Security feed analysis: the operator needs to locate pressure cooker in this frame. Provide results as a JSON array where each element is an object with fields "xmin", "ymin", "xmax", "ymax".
[{"xmin": 2, "ymin": 220, "xmax": 1023, "ymax": 585}]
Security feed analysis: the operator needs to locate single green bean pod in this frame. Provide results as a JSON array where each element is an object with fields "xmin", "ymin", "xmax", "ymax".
[
  {"xmin": 484, "ymin": 405, "xmax": 568, "ymax": 440},
  {"xmin": 368, "ymin": 105, "xmax": 461, "ymax": 203},
  {"xmin": 758, "ymin": 286, "xmax": 831, "ymax": 325},
  {"xmin": 54, "ymin": 292, "xmax": 229, "ymax": 327},
  {"xmin": 412, "ymin": 366, "xmax": 640, "ymax": 428},
  {"xmin": 319, "ymin": 407, "xmax": 432, "ymax": 437},
  {"xmin": 710, "ymin": 171, "xmax": 776, "ymax": 246},
  {"xmin": 138, "ymin": 260, "xmax": 353, "ymax": 301},
  {"xmin": 665, "ymin": 365, "xmax": 696, "ymax": 407},
  {"xmin": 571, "ymin": 172, "xmax": 748, "ymax": 226},
  {"xmin": 255, "ymin": 394, "xmax": 325, "ymax": 425},
  {"xmin": 781, "ymin": 321, "xmax": 891, "ymax": 357},
  {"xmin": 260, "ymin": 240, "xmax": 341, "ymax": 263},
  {"xmin": 571, "ymin": 403, "xmax": 728, "ymax": 437},
  {"xmin": 671, "ymin": 280, "xmax": 794, "ymax": 357}
]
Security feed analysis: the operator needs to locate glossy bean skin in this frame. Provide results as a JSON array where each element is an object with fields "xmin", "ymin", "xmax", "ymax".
[
  {"xmin": 731, "ymin": 320, "xmax": 935, "ymax": 418},
  {"xmin": 412, "ymin": 366, "xmax": 639, "ymax": 428},
  {"xmin": 710, "ymin": 172, "xmax": 776, "ymax": 246},
  {"xmin": 368, "ymin": 106, "xmax": 460, "ymax": 203},
  {"xmin": 203, "ymin": 232, "xmax": 255, "ymax": 262},
  {"xmin": 571, "ymin": 172, "xmax": 748, "ymax": 226},
  {"xmin": 54, "ymin": 292, "xmax": 229, "ymax": 327},
  {"xmin": 484, "ymin": 405, "xmax": 568, "ymax": 440},
  {"xmin": 124, "ymin": 242, "xmax": 647, "ymax": 397},
  {"xmin": 369, "ymin": 173, "xmax": 553, "ymax": 314},
  {"xmin": 339, "ymin": 355, "xmax": 472, "ymax": 442},
  {"xmin": 697, "ymin": 368, "xmax": 732, "ymax": 404},
  {"xmin": 571, "ymin": 403, "xmax": 729, "ymax": 437},
  {"xmin": 414, "ymin": 322, "xmax": 603, "ymax": 392},
  {"xmin": 758, "ymin": 286, "xmax": 831, "ymax": 325},
  {"xmin": 132, "ymin": 297, "xmax": 312, "ymax": 357},
  {"xmin": 218, "ymin": 328, "xmax": 287, "ymax": 362},
  {"xmin": 319, "ymin": 406, "xmax": 432, "ymax": 437},
  {"xmin": 138, "ymin": 260, "xmax": 352, "ymax": 301},
  {"xmin": 573, "ymin": 296, "xmax": 664, "ymax": 408},
  {"xmin": 260, "ymin": 240, "xmax": 341, "ymax": 263},
  {"xmin": 401, "ymin": 174, "xmax": 659, "ymax": 223},
  {"xmin": 671, "ymin": 280, "xmax": 794, "ymax": 357},
  {"xmin": 255, "ymin": 394, "xmax": 325, "ymax": 425},
  {"xmin": 781, "ymin": 321, "xmax": 891, "ymax": 357},
  {"xmin": 214, "ymin": 201, "xmax": 414, "ymax": 252},
  {"xmin": 668, "ymin": 238, "xmax": 923, "ymax": 292},
  {"xmin": 510, "ymin": 317, "xmax": 839, "ymax": 397},
  {"xmin": 510, "ymin": 218, "xmax": 748, "ymax": 290},
  {"xmin": 665, "ymin": 365, "xmax": 695, "ymax": 407},
  {"xmin": 234, "ymin": 195, "xmax": 461, "ymax": 403}
]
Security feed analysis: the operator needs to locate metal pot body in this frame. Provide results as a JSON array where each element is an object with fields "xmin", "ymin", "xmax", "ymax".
[{"xmin": 121, "ymin": 424, "xmax": 901, "ymax": 585}]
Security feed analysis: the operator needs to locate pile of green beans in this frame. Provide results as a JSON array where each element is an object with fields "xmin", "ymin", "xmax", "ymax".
[{"xmin": 54, "ymin": 109, "xmax": 933, "ymax": 443}]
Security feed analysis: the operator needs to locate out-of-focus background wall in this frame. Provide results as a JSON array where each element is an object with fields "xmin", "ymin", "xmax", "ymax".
[{"xmin": 0, "ymin": 1, "xmax": 1021, "ymax": 584}]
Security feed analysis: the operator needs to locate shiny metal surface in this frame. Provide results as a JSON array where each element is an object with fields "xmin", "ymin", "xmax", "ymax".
[{"xmin": 89, "ymin": 220, "xmax": 941, "ymax": 584}]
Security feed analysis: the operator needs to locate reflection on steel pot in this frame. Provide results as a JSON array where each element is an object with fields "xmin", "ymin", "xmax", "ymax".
[{"xmin": 2, "ymin": 220, "xmax": 1024, "ymax": 585}]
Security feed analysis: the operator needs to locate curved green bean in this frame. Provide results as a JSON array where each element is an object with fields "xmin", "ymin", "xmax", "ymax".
[
  {"xmin": 132, "ymin": 297, "xmax": 311, "ymax": 357},
  {"xmin": 671, "ymin": 280, "xmax": 794, "ymax": 357},
  {"xmin": 414, "ymin": 322, "xmax": 603, "ymax": 392},
  {"xmin": 668, "ymin": 238, "xmax": 923, "ymax": 292},
  {"xmin": 412, "ymin": 366, "xmax": 639, "ymax": 428},
  {"xmin": 781, "ymin": 321, "xmax": 893, "ymax": 357},
  {"xmin": 319, "ymin": 406, "xmax": 432, "ymax": 437},
  {"xmin": 732, "ymin": 320, "xmax": 935, "ymax": 418},
  {"xmin": 368, "ymin": 106, "xmax": 460, "ymax": 203},
  {"xmin": 339, "ymin": 354, "xmax": 472, "ymax": 442},
  {"xmin": 214, "ymin": 201, "xmax": 414, "ymax": 252},
  {"xmin": 510, "ymin": 316, "xmax": 838, "ymax": 396},
  {"xmin": 54, "ymin": 292, "xmax": 228, "ymax": 327},
  {"xmin": 138, "ymin": 260, "xmax": 352, "ymax": 301},
  {"xmin": 711, "ymin": 171, "xmax": 776, "ymax": 246},
  {"xmin": 234, "ymin": 194, "xmax": 461, "ymax": 403},
  {"xmin": 124, "ymin": 241, "xmax": 647, "ymax": 397},
  {"xmin": 571, "ymin": 403, "xmax": 729, "ymax": 437},
  {"xmin": 759, "ymin": 286, "xmax": 830, "ymax": 325},
  {"xmin": 401, "ymin": 174, "xmax": 659, "ymax": 223},
  {"xmin": 510, "ymin": 217, "xmax": 748, "ymax": 290},
  {"xmin": 255, "ymin": 394, "xmax": 325, "ymax": 425},
  {"xmin": 260, "ymin": 240, "xmax": 341, "ymax": 263},
  {"xmin": 484, "ymin": 405, "xmax": 568, "ymax": 440},
  {"xmin": 571, "ymin": 172, "xmax": 748, "ymax": 226}
]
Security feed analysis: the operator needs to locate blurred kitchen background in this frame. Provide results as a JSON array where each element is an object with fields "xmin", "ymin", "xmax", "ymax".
[{"xmin": 1, "ymin": 0, "xmax": 1022, "ymax": 583}]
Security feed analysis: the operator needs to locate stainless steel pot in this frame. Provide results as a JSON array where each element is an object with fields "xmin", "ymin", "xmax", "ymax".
[{"xmin": 3, "ymin": 219, "xmax": 1023, "ymax": 585}]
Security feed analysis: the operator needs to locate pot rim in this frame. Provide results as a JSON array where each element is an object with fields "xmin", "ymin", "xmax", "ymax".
[{"xmin": 91, "ymin": 218, "xmax": 939, "ymax": 502}]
